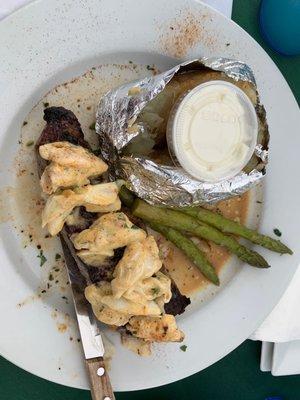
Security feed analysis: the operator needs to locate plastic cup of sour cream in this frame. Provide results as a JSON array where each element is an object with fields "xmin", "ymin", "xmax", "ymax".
[{"xmin": 166, "ymin": 80, "xmax": 258, "ymax": 182}]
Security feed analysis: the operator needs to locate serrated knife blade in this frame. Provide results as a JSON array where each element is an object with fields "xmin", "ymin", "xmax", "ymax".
[
  {"xmin": 60, "ymin": 235, "xmax": 115, "ymax": 400},
  {"xmin": 68, "ymin": 278, "xmax": 105, "ymax": 360},
  {"xmin": 60, "ymin": 235, "xmax": 104, "ymax": 359}
]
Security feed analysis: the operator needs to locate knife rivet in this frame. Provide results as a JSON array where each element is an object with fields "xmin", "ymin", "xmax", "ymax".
[{"xmin": 97, "ymin": 367, "xmax": 105, "ymax": 377}]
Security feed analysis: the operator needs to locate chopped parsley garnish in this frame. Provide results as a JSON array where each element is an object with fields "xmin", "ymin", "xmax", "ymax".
[
  {"xmin": 131, "ymin": 224, "xmax": 140, "ymax": 229},
  {"xmin": 43, "ymin": 102, "xmax": 49, "ymax": 108},
  {"xmin": 146, "ymin": 64, "xmax": 155, "ymax": 71},
  {"xmin": 48, "ymin": 273, "xmax": 54, "ymax": 281},
  {"xmin": 55, "ymin": 253, "xmax": 61, "ymax": 261},
  {"xmin": 37, "ymin": 250, "xmax": 47, "ymax": 267},
  {"xmin": 180, "ymin": 345, "xmax": 187, "ymax": 352},
  {"xmin": 89, "ymin": 122, "xmax": 96, "ymax": 130},
  {"xmin": 273, "ymin": 228, "xmax": 282, "ymax": 237},
  {"xmin": 151, "ymin": 287, "xmax": 160, "ymax": 296},
  {"xmin": 22, "ymin": 121, "xmax": 28, "ymax": 126},
  {"xmin": 26, "ymin": 140, "xmax": 34, "ymax": 147}
]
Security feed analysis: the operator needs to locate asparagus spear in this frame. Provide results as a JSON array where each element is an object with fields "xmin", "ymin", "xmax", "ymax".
[
  {"xmin": 150, "ymin": 223, "xmax": 220, "ymax": 286},
  {"xmin": 132, "ymin": 199, "xmax": 269, "ymax": 268},
  {"xmin": 120, "ymin": 187, "xmax": 219, "ymax": 284},
  {"xmin": 119, "ymin": 185, "xmax": 135, "ymax": 208},
  {"xmin": 184, "ymin": 208, "xmax": 292, "ymax": 255}
]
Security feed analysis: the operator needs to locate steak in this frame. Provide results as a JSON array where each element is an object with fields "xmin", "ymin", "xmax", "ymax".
[
  {"xmin": 36, "ymin": 107, "xmax": 114, "ymax": 285},
  {"xmin": 36, "ymin": 107, "xmax": 88, "ymax": 147},
  {"xmin": 36, "ymin": 106, "xmax": 190, "ymax": 315}
]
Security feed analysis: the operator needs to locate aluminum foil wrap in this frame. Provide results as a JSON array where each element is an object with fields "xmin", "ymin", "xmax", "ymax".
[{"xmin": 96, "ymin": 58, "xmax": 269, "ymax": 207}]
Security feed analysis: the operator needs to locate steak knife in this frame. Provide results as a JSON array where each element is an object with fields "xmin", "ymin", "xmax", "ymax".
[{"xmin": 61, "ymin": 236, "xmax": 115, "ymax": 400}]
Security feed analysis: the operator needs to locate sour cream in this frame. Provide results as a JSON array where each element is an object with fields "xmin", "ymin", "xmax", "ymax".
[{"xmin": 167, "ymin": 80, "xmax": 258, "ymax": 182}]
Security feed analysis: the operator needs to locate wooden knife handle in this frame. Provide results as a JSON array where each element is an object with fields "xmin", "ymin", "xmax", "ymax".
[{"xmin": 86, "ymin": 357, "xmax": 115, "ymax": 400}]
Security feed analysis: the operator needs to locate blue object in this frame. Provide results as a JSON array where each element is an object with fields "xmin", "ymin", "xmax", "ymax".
[
  {"xmin": 259, "ymin": 0, "xmax": 300, "ymax": 56},
  {"xmin": 264, "ymin": 397, "xmax": 283, "ymax": 400}
]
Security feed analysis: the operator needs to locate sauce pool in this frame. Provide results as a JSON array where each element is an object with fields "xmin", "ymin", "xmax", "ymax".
[{"xmin": 160, "ymin": 192, "xmax": 250, "ymax": 295}]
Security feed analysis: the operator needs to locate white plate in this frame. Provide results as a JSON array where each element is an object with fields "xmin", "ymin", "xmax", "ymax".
[
  {"xmin": 0, "ymin": 0, "xmax": 300, "ymax": 392},
  {"xmin": 272, "ymin": 341, "xmax": 300, "ymax": 376}
]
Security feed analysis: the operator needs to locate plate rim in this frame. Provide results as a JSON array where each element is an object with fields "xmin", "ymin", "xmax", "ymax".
[{"xmin": 0, "ymin": 0, "xmax": 299, "ymax": 391}]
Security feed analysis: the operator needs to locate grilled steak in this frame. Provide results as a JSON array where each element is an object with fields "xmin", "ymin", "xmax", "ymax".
[
  {"xmin": 36, "ymin": 107, "xmax": 88, "ymax": 148},
  {"xmin": 36, "ymin": 106, "xmax": 190, "ymax": 315},
  {"xmin": 35, "ymin": 107, "xmax": 112, "ymax": 284}
]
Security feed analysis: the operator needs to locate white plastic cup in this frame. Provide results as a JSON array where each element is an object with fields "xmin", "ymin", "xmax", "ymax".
[{"xmin": 166, "ymin": 80, "xmax": 258, "ymax": 182}]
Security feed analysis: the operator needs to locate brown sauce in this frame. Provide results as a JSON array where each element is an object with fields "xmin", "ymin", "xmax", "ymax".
[{"xmin": 161, "ymin": 192, "xmax": 250, "ymax": 296}]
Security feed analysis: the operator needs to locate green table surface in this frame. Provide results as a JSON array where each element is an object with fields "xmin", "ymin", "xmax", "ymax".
[{"xmin": 1, "ymin": 1, "xmax": 300, "ymax": 399}]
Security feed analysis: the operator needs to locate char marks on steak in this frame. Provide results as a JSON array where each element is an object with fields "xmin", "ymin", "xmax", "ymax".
[
  {"xmin": 36, "ymin": 107, "xmax": 90, "ymax": 174},
  {"xmin": 36, "ymin": 107, "xmax": 89, "ymax": 148}
]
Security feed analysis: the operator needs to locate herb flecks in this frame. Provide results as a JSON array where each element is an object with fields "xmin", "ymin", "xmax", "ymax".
[
  {"xmin": 273, "ymin": 228, "xmax": 282, "ymax": 237},
  {"xmin": 146, "ymin": 64, "xmax": 155, "ymax": 71},
  {"xmin": 89, "ymin": 122, "xmax": 96, "ymax": 130},
  {"xmin": 37, "ymin": 250, "xmax": 47, "ymax": 267},
  {"xmin": 131, "ymin": 224, "xmax": 140, "ymax": 229},
  {"xmin": 55, "ymin": 253, "xmax": 61, "ymax": 261},
  {"xmin": 180, "ymin": 345, "xmax": 187, "ymax": 352},
  {"xmin": 151, "ymin": 287, "xmax": 160, "ymax": 296},
  {"xmin": 43, "ymin": 102, "xmax": 49, "ymax": 108},
  {"xmin": 26, "ymin": 140, "xmax": 34, "ymax": 147}
]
